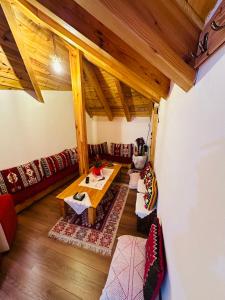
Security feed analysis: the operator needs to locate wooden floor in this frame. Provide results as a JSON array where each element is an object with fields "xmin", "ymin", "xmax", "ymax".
[{"xmin": 0, "ymin": 181, "xmax": 144, "ymax": 300}]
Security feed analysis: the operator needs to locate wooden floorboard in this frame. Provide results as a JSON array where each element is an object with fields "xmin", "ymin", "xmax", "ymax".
[{"xmin": 0, "ymin": 182, "xmax": 145, "ymax": 300}]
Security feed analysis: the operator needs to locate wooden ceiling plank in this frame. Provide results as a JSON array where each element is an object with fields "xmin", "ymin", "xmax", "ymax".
[
  {"xmin": 114, "ymin": 79, "xmax": 131, "ymax": 122},
  {"xmin": 83, "ymin": 59, "xmax": 113, "ymax": 121},
  {"xmin": 14, "ymin": 0, "xmax": 168, "ymax": 101},
  {"xmin": 173, "ymin": 0, "xmax": 204, "ymax": 30},
  {"xmin": 0, "ymin": 0, "xmax": 44, "ymax": 102},
  {"xmin": 72, "ymin": 0, "xmax": 197, "ymax": 91}
]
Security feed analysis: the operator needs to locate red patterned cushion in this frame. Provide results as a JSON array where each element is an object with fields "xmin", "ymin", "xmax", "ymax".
[
  {"xmin": 65, "ymin": 148, "xmax": 78, "ymax": 165},
  {"xmin": 111, "ymin": 143, "xmax": 133, "ymax": 158},
  {"xmin": 88, "ymin": 142, "xmax": 108, "ymax": 157},
  {"xmin": 0, "ymin": 160, "xmax": 43, "ymax": 194},
  {"xmin": 141, "ymin": 161, "xmax": 153, "ymax": 179},
  {"xmin": 144, "ymin": 212, "xmax": 165, "ymax": 300},
  {"xmin": 41, "ymin": 151, "xmax": 70, "ymax": 177},
  {"xmin": 144, "ymin": 176, "xmax": 158, "ymax": 211}
]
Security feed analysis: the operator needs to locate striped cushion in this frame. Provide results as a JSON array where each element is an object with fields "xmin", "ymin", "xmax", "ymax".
[
  {"xmin": 41, "ymin": 151, "xmax": 70, "ymax": 177},
  {"xmin": 110, "ymin": 143, "xmax": 133, "ymax": 158},
  {"xmin": 65, "ymin": 148, "xmax": 78, "ymax": 165},
  {"xmin": 88, "ymin": 142, "xmax": 108, "ymax": 157}
]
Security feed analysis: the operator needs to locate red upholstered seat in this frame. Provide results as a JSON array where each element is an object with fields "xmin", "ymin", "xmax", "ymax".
[
  {"xmin": 11, "ymin": 164, "xmax": 79, "ymax": 206},
  {"xmin": 0, "ymin": 194, "xmax": 17, "ymax": 250}
]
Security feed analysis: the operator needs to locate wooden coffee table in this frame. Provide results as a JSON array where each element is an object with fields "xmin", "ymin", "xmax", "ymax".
[{"xmin": 57, "ymin": 164, "xmax": 122, "ymax": 224}]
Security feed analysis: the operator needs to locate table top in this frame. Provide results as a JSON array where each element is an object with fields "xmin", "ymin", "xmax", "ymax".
[{"xmin": 57, "ymin": 164, "xmax": 122, "ymax": 208}]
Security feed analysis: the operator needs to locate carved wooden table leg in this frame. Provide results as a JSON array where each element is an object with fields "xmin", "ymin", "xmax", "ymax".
[{"xmin": 88, "ymin": 207, "xmax": 96, "ymax": 225}]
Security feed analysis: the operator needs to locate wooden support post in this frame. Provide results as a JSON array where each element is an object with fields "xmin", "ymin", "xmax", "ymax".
[
  {"xmin": 150, "ymin": 104, "xmax": 159, "ymax": 167},
  {"xmin": 69, "ymin": 48, "xmax": 89, "ymax": 175}
]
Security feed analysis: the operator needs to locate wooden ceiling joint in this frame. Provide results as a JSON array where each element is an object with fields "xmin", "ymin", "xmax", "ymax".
[
  {"xmin": 115, "ymin": 79, "xmax": 131, "ymax": 122},
  {"xmin": 14, "ymin": 0, "xmax": 169, "ymax": 101},
  {"xmin": 72, "ymin": 0, "xmax": 198, "ymax": 91},
  {"xmin": 83, "ymin": 59, "xmax": 113, "ymax": 121},
  {"xmin": 0, "ymin": 0, "xmax": 44, "ymax": 102}
]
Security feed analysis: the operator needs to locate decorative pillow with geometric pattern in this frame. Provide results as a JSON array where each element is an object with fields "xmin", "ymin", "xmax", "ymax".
[
  {"xmin": 41, "ymin": 150, "xmax": 70, "ymax": 177},
  {"xmin": 111, "ymin": 143, "xmax": 133, "ymax": 158},
  {"xmin": 64, "ymin": 148, "xmax": 78, "ymax": 165},
  {"xmin": 144, "ymin": 176, "xmax": 158, "ymax": 211},
  {"xmin": 143, "ymin": 213, "xmax": 166, "ymax": 300},
  {"xmin": 88, "ymin": 142, "xmax": 108, "ymax": 157},
  {"xmin": 141, "ymin": 161, "xmax": 153, "ymax": 180},
  {"xmin": 0, "ymin": 160, "xmax": 43, "ymax": 194}
]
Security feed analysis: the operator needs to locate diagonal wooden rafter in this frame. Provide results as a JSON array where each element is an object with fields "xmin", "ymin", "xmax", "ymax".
[
  {"xmin": 14, "ymin": 0, "xmax": 170, "ymax": 102},
  {"xmin": 0, "ymin": 0, "xmax": 44, "ymax": 102},
  {"xmin": 83, "ymin": 59, "xmax": 113, "ymax": 121},
  {"xmin": 114, "ymin": 79, "xmax": 131, "ymax": 122},
  {"xmin": 72, "ymin": 0, "xmax": 197, "ymax": 91}
]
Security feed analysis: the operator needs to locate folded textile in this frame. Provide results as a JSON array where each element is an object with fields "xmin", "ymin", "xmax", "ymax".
[
  {"xmin": 64, "ymin": 192, "xmax": 91, "ymax": 215},
  {"xmin": 135, "ymin": 192, "xmax": 152, "ymax": 219},
  {"xmin": 137, "ymin": 179, "xmax": 147, "ymax": 194}
]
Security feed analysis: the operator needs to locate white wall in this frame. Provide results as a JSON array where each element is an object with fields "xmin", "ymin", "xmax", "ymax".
[
  {"xmin": 0, "ymin": 91, "xmax": 76, "ymax": 169},
  {"xmin": 155, "ymin": 46, "xmax": 225, "ymax": 299},
  {"xmin": 87, "ymin": 116, "xmax": 151, "ymax": 146},
  {"xmin": 0, "ymin": 90, "xmax": 150, "ymax": 169}
]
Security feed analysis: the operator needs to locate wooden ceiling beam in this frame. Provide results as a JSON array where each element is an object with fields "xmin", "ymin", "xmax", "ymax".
[
  {"xmin": 115, "ymin": 79, "xmax": 131, "ymax": 122},
  {"xmin": 173, "ymin": 0, "xmax": 204, "ymax": 30},
  {"xmin": 14, "ymin": 0, "xmax": 170, "ymax": 102},
  {"xmin": 73, "ymin": 0, "xmax": 197, "ymax": 91},
  {"xmin": 83, "ymin": 60, "xmax": 113, "ymax": 121},
  {"xmin": 0, "ymin": 0, "xmax": 44, "ymax": 102}
]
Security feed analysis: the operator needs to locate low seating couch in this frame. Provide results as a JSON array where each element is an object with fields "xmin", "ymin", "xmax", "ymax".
[
  {"xmin": 0, "ymin": 148, "xmax": 79, "ymax": 213},
  {"xmin": 88, "ymin": 142, "xmax": 134, "ymax": 165}
]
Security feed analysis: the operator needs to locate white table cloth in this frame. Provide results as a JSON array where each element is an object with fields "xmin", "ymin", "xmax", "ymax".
[{"xmin": 64, "ymin": 192, "xmax": 91, "ymax": 215}]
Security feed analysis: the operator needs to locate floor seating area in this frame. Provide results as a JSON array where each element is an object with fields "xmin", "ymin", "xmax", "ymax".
[
  {"xmin": 0, "ymin": 142, "xmax": 163, "ymax": 299},
  {"xmin": 0, "ymin": 148, "xmax": 79, "ymax": 214},
  {"xmin": 0, "ymin": 148, "xmax": 79, "ymax": 252},
  {"xmin": 100, "ymin": 210, "xmax": 165, "ymax": 300}
]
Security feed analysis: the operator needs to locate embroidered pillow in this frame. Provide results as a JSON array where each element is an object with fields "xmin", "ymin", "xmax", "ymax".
[
  {"xmin": 141, "ymin": 161, "xmax": 153, "ymax": 179},
  {"xmin": 110, "ymin": 143, "xmax": 121, "ymax": 156},
  {"xmin": 88, "ymin": 142, "xmax": 108, "ymax": 157},
  {"xmin": 144, "ymin": 176, "xmax": 158, "ymax": 211},
  {"xmin": 144, "ymin": 213, "xmax": 166, "ymax": 300},
  {"xmin": 0, "ymin": 160, "xmax": 43, "ymax": 194},
  {"xmin": 65, "ymin": 148, "xmax": 77, "ymax": 165},
  {"xmin": 111, "ymin": 143, "xmax": 133, "ymax": 158},
  {"xmin": 41, "ymin": 150, "xmax": 70, "ymax": 177},
  {"xmin": 99, "ymin": 142, "xmax": 108, "ymax": 155},
  {"xmin": 121, "ymin": 143, "xmax": 133, "ymax": 158}
]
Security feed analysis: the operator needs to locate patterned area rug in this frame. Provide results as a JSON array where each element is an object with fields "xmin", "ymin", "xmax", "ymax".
[{"xmin": 48, "ymin": 183, "xmax": 129, "ymax": 256}]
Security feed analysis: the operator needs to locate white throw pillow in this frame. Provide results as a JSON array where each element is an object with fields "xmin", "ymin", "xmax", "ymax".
[
  {"xmin": 129, "ymin": 172, "xmax": 140, "ymax": 189},
  {"xmin": 137, "ymin": 179, "xmax": 147, "ymax": 194},
  {"xmin": 135, "ymin": 192, "xmax": 152, "ymax": 219}
]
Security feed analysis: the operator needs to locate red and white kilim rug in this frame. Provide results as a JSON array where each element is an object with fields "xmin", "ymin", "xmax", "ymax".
[{"xmin": 48, "ymin": 184, "xmax": 129, "ymax": 256}]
